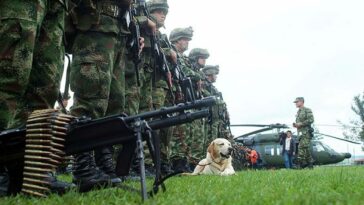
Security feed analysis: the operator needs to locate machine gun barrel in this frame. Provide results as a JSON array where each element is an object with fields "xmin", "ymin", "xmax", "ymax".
[{"xmin": 0, "ymin": 97, "xmax": 216, "ymax": 164}]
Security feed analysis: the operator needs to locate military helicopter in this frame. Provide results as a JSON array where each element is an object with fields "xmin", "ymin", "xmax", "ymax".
[{"xmin": 231, "ymin": 123, "xmax": 360, "ymax": 168}]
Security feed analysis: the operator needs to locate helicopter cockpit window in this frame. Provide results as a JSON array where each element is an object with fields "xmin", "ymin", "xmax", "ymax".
[
  {"xmin": 313, "ymin": 143, "xmax": 325, "ymax": 152},
  {"xmin": 264, "ymin": 145, "xmax": 275, "ymax": 156},
  {"xmin": 321, "ymin": 143, "xmax": 336, "ymax": 152}
]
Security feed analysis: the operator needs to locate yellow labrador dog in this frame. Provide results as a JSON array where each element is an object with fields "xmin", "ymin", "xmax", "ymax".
[{"xmin": 191, "ymin": 138, "xmax": 235, "ymax": 176}]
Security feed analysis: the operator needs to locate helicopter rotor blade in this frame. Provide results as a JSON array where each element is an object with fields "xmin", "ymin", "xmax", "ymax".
[
  {"xmin": 237, "ymin": 127, "xmax": 276, "ymax": 138},
  {"xmin": 315, "ymin": 132, "xmax": 361, "ymax": 144},
  {"xmin": 231, "ymin": 123, "xmax": 289, "ymax": 129},
  {"xmin": 231, "ymin": 124, "xmax": 271, "ymax": 127}
]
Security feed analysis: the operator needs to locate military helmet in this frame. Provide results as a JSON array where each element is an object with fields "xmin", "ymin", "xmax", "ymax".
[
  {"xmin": 293, "ymin": 97, "xmax": 304, "ymax": 103},
  {"xmin": 147, "ymin": 0, "xmax": 169, "ymax": 14},
  {"xmin": 189, "ymin": 48, "xmax": 210, "ymax": 59},
  {"xmin": 169, "ymin": 27, "xmax": 193, "ymax": 42},
  {"xmin": 202, "ymin": 65, "xmax": 219, "ymax": 75}
]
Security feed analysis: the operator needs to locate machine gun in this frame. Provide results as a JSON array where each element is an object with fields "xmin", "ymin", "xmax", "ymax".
[{"xmin": 0, "ymin": 97, "xmax": 216, "ymax": 200}]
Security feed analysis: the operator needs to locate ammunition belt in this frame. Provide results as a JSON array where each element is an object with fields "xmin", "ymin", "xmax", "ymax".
[{"xmin": 21, "ymin": 109, "xmax": 74, "ymax": 197}]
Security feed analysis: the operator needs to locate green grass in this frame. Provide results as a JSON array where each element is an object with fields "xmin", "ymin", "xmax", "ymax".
[{"xmin": 1, "ymin": 166, "xmax": 364, "ymax": 205}]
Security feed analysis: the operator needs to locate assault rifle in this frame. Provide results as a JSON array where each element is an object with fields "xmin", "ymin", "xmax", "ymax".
[
  {"xmin": 161, "ymin": 37, "xmax": 196, "ymax": 103},
  {"xmin": 133, "ymin": 0, "xmax": 174, "ymax": 102},
  {"xmin": 127, "ymin": 4, "xmax": 142, "ymax": 86},
  {"xmin": 0, "ymin": 97, "xmax": 216, "ymax": 200}
]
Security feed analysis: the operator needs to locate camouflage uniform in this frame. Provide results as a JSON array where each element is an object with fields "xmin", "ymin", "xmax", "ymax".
[
  {"xmin": 68, "ymin": 0, "xmax": 130, "ymax": 187},
  {"xmin": 187, "ymin": 48, "xmax": 210, "ymax": 163},
  {"xmin": 130, "ymin": 0, "xmax": 171, "ymax": 168},
  {"xmin": 124, "ymin": 58, "xmax": 142, "ymax": 115},
  {"xmin": 295, "ymin": 98, "xmax": 314, "ymax": 168},
  {"xmin": 0, "ymin": 0, "xmax": 72, "ymax": 195},
  {"xmin": 168, "ymin": 27, "xmax": 194, "ymax": 169},
  {"xmin": 124, "ymin": 12, "xmax": 153, "ymax": 116},
  {"xmin": 202, "ymin": 65, "xmax": 231, "ymax": 146},
  {"xmin": 0, "ymin": 0, "xmax": 67, "ymax": 129},
  {"xmin": 70, "ymin": 1, "xmax": 130, "ymax": 118},
  {"xmin": 148, "ymin": 0, "xmax": 174, "ymax": 169}
]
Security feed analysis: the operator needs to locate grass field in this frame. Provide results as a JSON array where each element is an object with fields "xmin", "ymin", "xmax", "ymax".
[{"xmin": 1, "ymin": 166, "xmax": 364, "ymax": 205}]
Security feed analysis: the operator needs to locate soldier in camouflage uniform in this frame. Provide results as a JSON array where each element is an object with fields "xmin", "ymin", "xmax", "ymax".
[
  {"xmin": 202, "ymin": 65, "xmax": 231, "ymax": 146},
  {"xmin": 187, "ymin": 48, "xmax": 210, "ymax": 164},
  {"xmin": 0, "ymin": 0, "xmax": 71, "ymax": 195},
  {"xmin": 293, "ymin": 97, "xmax": 314, "ymax": 169},
  {"xmin": 124, "ymin": 2, "xmax": 158, "ymax": 116},
  {"xmin": 189, "ymin": 48, "xmax": 209, "ymax": 72},
  {"xmin": 147, "ymin": 0, "xmax": 176, "ymax": 174},
  {"xmin": 127, "ymin": 0, "xmax": 173, "ymax": 176},
  {"xmin": 68, "ymin": 0, "xmax": 133, "ymax": 190},
  {"xmin": 169, "ymin": 27, "xmax": 194, "ymax": 172},
  {"xmin": 0, "ymin": 0, "xmax": 67, "ymax": 130}
]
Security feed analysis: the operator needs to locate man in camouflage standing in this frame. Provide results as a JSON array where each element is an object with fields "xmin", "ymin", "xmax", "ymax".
[
  {"xmin": 0, "ymin": 0, "xmax": 66, "ymax": 132},
  {"xmin": 169, "ymin": 27, "xmax": 194, "ymax": 172},
  {"xmin": 293, "ymin": 97, "xmax": 314, "ymax": 169},
  {"xmin": 0, "ymin": 0, "xmax": 71, "ymax": 195},
  {"xmin": 68, "ymin": 0, "xmax": 132, "ymax": 191},
  {"xmin": 189, "ymin": 48, "xmax": 209, "ymax": 73},
  {"xmin": 202, "ymin": 65, "xmax": 231, "ymax": 145},
  {"xmin": 147, "ymin": 0, "xmax": 176, "ymax": 174},
  {"xmin": 126, "ymin": 0, "xmax": 173, "ymax": 177},
  {"xmin": 187, "ymin": 48, "xmax": 210, "ymax": 164}
]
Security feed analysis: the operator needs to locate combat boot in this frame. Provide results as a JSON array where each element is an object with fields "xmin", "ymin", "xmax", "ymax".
[
  {"xmin": 72, "ymin": 152, "xmax": 110, "ymax": 192},
  {"xmin": 47, "ymin": 172, "xmax": 75, "ymax": 195},
  {"xmin": 94, "ymin": 147, "xmax": 122, "ymax": 185},
  {"xmin": 171, "ymin": 158, "xmax": 191, "ymax": 173}
]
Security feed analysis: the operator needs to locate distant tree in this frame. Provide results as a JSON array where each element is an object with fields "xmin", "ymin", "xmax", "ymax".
[
  {"xmin": 339, "ymin": 92, "xmax": 364, "ymax": 144},
  {"xmin": 351, "ymin": 93, "xmax": 364, "ymax": 140}
]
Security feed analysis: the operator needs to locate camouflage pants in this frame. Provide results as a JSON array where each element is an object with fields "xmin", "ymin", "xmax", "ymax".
[
  {"xmin": 124, "ymin": 59, "xmax": 142, "ymax": 116},
  {"xmin": 125, "ymin": 62, "xmax": 153, "ymax": 165},
  {"xmin": 189, "ymin": 119, "xmax": 205, "ymax": 164},
  {"xmin": 297, "ymin": 133, "xmax": 313, "ymax": 165},
  {"xmin": 139, "ymin": 69, "xmax": 153, "ymax": 112},
  {"xmin": 152, "ymin": 85, "xmax": 170, "ymax": 163},
  {"xmin": 170, "ymin": 123, "xmax": 191, "ymax": 162},
  {"xmin": 0, "ymin": 0, "xmax": 66, "ymax": 129},
  {"xmin": 203, "ymin": 121, "xmax": 219, "ymax": 153},
  {"xmin": 218, "ymin": 122, "xmax": 231, "ymax": 140},
  {"xmin": 70, "ymin": 31, "xmax": 126, "ymax": 118}
]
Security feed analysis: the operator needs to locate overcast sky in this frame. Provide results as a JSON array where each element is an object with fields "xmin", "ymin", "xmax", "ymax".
[
  {"xmin": 161, "ymin": 0, "xmax": 364, "ymax": 155},
  {"xmin": 62, "ymin": 0, "xmax": 364, "ymax": 156}
]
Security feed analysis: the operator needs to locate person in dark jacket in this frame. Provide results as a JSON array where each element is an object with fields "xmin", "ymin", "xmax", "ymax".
[{"xmin": 279, "ymin": 130, "xmax": 296, "ymax": 169}]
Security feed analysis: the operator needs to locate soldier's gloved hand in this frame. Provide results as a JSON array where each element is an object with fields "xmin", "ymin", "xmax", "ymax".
[
  {"xmin": 147, "ymin": 19, "xmax": 157, "ymax": 34},
  {"xmin": 138, "ymin": 37, "xmax": 145, "ymax": 55}
]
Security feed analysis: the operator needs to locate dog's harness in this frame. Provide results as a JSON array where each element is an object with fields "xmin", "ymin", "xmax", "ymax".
[{"xmin": 197, "ymin": 157, "xmax": 226, "ymax": 173}]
